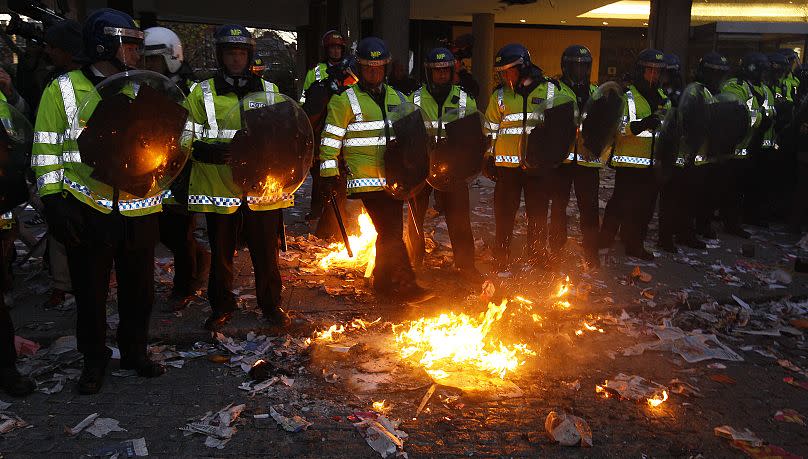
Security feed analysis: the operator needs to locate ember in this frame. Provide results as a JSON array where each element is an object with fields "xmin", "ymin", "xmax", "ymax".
[
  {"xmin": 393, "ymin": 300, "xmax": 535, "ymax": 380},
  {"xmin": 647, "ymin": 390, "xmax": 669, "ymax": 407},
  {"xmin": 318, "ymin": 211, "xmax": 377, "ymax": 276}
]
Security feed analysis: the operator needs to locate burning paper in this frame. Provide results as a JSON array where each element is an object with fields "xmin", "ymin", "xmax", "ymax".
[
  {"xmin": 318, "ymin": 211, "xmax": 377, "ymax": 276},
  {"xmin": 393, "ymin": 300, "xmax": 535, "ymax": 381},
  {"xmin": 596, "ymin": 374, "xmax": 667, "ymax": 403}
]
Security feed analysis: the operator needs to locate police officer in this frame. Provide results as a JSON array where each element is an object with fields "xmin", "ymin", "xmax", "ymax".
[
  {"xmin": 406, "ymin": 48, "xmax": 481, "ymax": 281},
  {"xmin": 778, "ymin": 48, "xmax": 801, "ymax": 103},
  {"xmin": 693, "ymin": 52, "xmax": 732, "ymax": 239},
  {"xmin": 0, "ymin": 77, "xmax": 35, "ymax": 397},
  {"xmin": 185, "ymin": 25, "xmax": 291, "ymax": 331},
  {"xmin": 599, "ymin": 49, "xmax": 670, "ymax": 261},
  {"xmin": 32, "ymin": 9, "xmax": 165, "ymax": 394},
  {"xmin": 788, "ymin": 64, "xmax": 808, "ymax": 232},
  {"xmin": 300, "ymin": 30, "xmax": 346, "ymax": 102},
  {"xmin": 250, "ymin": 57, "xmax": 267, "ymax": 78},
  {"xmin": 551, "ymin": 45, "xmax": 601, "ymax": 267},
  {"xmin": 319, "ymin": 37, "xmax": 434, "ymax": 303},
  {"xmin": 765, "ymin": 51, "xmax": 794, "ymax": 220},
  {"xmin": 719, "ymin": 52, "xmax": 769, "ymax": 238},
  {"xmin": 143, "ymin": 26, "xmax": 210, "ymax": 310},
  {"xmin": 483, "ymin": 44, "xmax": 563, "ymax": 272},
  {"xmin": 303, "ymin": 57, "xmax": 358, "ymax": 239}
]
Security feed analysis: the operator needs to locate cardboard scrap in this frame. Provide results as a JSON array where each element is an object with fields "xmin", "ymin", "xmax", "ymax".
[{"xmin": 545, "ymin": 410, "xmax": 592, "ymax": 447}]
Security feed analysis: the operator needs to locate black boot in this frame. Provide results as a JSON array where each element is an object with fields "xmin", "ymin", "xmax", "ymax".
[
  {"xmin": 263, "ymin": 308, "xmax": 291, "ymax": 328},
  {"xmin": 78, "ymin": 350, "xmax": 112, "ymax": 395},
  {"xmin": 203, "ymin": 310, "xmax": 233, "ymax": 331},
  {"xmin": 120, "ymin": 358, "xmax": 166, "ymax": 378},
  {"xmin": 0, "ymin": 367, "xmax": 35, "ymax": 397},
  {"xmin": 679, "ymin": 236, "xmax": 706, "ymax": 250},
  {"xmin": 625, "ymin": 244, "xmax": 655, "ymax": 261}
]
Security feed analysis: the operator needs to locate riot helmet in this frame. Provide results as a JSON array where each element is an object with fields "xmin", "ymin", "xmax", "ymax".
[
  {"xmin": 143, "ymin": 26, "xmax": 183, "ymax": 75},
  {"xmin": 82, "ymin": 8, "xmax": 143, "ymax": 70},
  {"xmin": 561, "ymin": 44, "xmax": 592, "ymax": 87},
  {"xmin": 355, "ymin": 37, "xmax": 391, "ymax": 92},
  {"xmin": 633, "ymin": 48, "xmax": 666, "ymax": 90},
  {"xmin": 322, "ymin": 30, "xmax": 346, "ymax": 64},
  {"xmin": 214, "ymin": 24, "xmax": 255, "ymax": 76},
  {"xmin": 696, "ymin": 51, "xmax": 730, "ymax": 93},
  {"xmin": 740, "ymin": 52, "xmax": 768, "ymax": 85}
]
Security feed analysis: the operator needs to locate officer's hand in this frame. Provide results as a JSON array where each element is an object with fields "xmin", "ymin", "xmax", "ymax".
[
  {"xmin": 319, "ymin": 176, "xmax": 339, "ymax": 201},
  {"xmin": 192, "ymin": 141, "xmax": 232, "ymax": 164},
  {"xmin": 42, "ymin": 194, "xmax": 82, "ymax": 247},
  {"xmin": 630, "ymin": 115, "xmax": 661, "ymax": 135},
  {"xmin": 483, "ymin": 156, "xmax": 498, "ymax": 182},
  {"xmin": 0, "ymin": 69, "xmax": 13, "ymax": 98}
]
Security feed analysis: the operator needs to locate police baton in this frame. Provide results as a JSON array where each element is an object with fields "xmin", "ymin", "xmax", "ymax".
[
  {"xmin": 330, "ymin": 191, "xmax": 353, "ymax": 257},
  {"xmin": 278, "ymin": 210, "xmax": 287, "ymax": 252}
]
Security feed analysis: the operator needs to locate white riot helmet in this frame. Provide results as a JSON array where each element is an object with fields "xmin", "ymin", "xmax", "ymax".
[{"xmin": 143, "ymin": 26, "xmax": 183, "ymax": 74}]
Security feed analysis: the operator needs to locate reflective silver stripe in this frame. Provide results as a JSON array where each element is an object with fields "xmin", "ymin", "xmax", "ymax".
[
  {"xmin": 321, "ymin": 137, "xmax": 342, "ymax": 149},
  {"xmin": 625, "ymin": 90, "xmax": 655, "ymax": 137},
  {"xmin": 57, "ymin": 74, "xmax": 77, "ymax": 125},
  {"xmin": 458, "ymin": 90, "xmax": 467, "ymax": 118},
  {"xmin": 612, "ymin": 155, "xmax": 651, "ymax": 166},
  {"xmin": 324, "ymin": 124, "xmax": 347, "ymax": 136},
  {"xmin": 495, "ymin": 155, "xmax": 520, "ymax": 164},
  {"xmin": 675, "ymin": 157, "xmax": 686, "ymax": 166},
  {"xmin": 200, "ymin": 80, "xmax": 219, "ymax": 135},
  {"xmin": 344, "ymin": 136, "xmax": 390, "ymax": 146},
  {"xmin": 484, "ymin": 121, "xmax": 500, "ymax": 132},
  {"xmin": 546, "ymin": 84, "xmax": 555, "ymax": 108},
  {"xmin": 424, "ymin": 121, "xmax": 441, "ymax": 129},
  {"xmin": 0, "ymin": 211, "xmax": 12, "ymax": 220},
  {"xmin": 62, "ymin": 150, "xmax": 82, "ymax": 163},
  {"xmin": 33, "ymin": 131, "xmax": 61, "ymax": 144},
  {"xmin": 346, "ymin": 120, "xmax": 391, "ymax": 131},
  {"xmin": 262, "ymin": 80, "xmax": 276, "ymax": 105},
  {"xmin": 188, "ymin": 195, "xmax": 242, "ymax": 207},
  {"xmin": 320, "ymin": 159, "xmax": 338, "ymax": 170},
  {"xmin": 736, "ymin": 149, "xmax": 749, "ymax": 156},
  {"xmin": 31, "ymin": 154, "xmax": 61, "ymax": 166},
  {"xmin": 413, "ymin": 88, "xmax": 421, "ymax": 107},
  {"xmin": 694, "ymin": 155, "xmax": 706, "ymax": 163},
  {"xmin": 490, "ymin": 133, "xmax": 498, "ymax": 139},
  {"xmin": 346, "ymin": 88, "xmax": 363, "ymax": 122},
  {"xmin": 315, "ymin": 65, "xmax": 322, "ymax": 80},
  {"xmin": 502, "ymin": 113, "xmax": 539, "ymax": 122},
  {"xmin": 743, "ymin": 82, "xmax": 758, "ymax": 126},
  {"xmin": 347, "ymin": 177, "xmax": 386, "ymax": 189},
  {"xmin": 37, "ymin": 169, "xmax": 64, "ymax": 189},
  {"xmin": 497, "ymin": 88, "xmax": 504, "ymax": 109},
  {"xmin": 218, "ymin": 129, "xmax": 237, "ymax": 139},
  {"xmin": 180, "ymin": 121, "xmax": 196, "ymax": 144},
  {"xmin": 500, "ymin": 127, "xmax": 525, "ymax": 135},
  {"xmin": 567, "ymin": 153, "xmax": 601, "ymax": 163}
]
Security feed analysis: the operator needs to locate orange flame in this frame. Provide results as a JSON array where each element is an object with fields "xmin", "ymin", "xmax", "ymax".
[
  {"xmin": 318, "ymin": 211, "xmax": 377, "ymax": 277},
  {"xmin": 647, "ymin": 390, "xmax": 668, "ymax": 407}
]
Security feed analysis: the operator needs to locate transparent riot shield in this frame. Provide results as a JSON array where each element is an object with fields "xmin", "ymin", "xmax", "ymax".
[
  {"xmin": 575, "ymin": 81, "xmax": 625, "ymax": 164},
  {"xmin": 0, "ymin": 101, "xmax": 32, "ymax": 213},
  {"xmin": 707, "ymin": 92, "xmax": 751, "ymax": 162},
  {"xmin": 220, "ymin": 91, "xmax": 314, "ymax": 204},
  {"xmin": 383, "ymin": 102, "xmax": 429, "ymax": 200},
  {"xmin": 72, "ymin": 70, "xmax": 193, "ymax": 201},
  {"xmin": 523, "ymin": 92, "xmax": 577, "ymax": 171},
  {"xmin": 677, "ymin": 82, "xmax": 710, "ymax": 165},
  {"xmin": 653, "ymin": 107, "xmax": 681, "ymax": 184},
  {"xmin": 427, "ymin": 108, "xmax": 486, "ymax": 192}
]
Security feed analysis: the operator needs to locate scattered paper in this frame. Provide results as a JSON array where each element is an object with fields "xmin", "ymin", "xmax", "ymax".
[
  {"xmin": 545, "ymin": 410, "xmax": 592, "ymax": 447},
  {"xmin": 269, "ymin": 406, "xmax": 312, "ymax": 433},
  {"xmin": 85, "ymin": 418, "xmax": 126, "ymax": 438},
  {"xmin": 714, "ymin": 425, "xmax": 762, "ymax": 446},
  {"xmin": 352, "ymin": 412, "xmax": 408, "ymax": 458},
  {"xmin": 774, "ymin": 409, "xmax": 805, "ymax": 426},
  {"xmin": 66, "ymin": 413, "xmax": 100, "ymax": 436},
  {"xmin": 92, "ymin": 438, "xmax": 148, "ymax": 457}
]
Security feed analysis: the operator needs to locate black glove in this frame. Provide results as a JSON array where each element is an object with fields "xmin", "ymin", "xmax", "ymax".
[
  {"xmin": 41, "ymin": 194, "xmax": 83, "ymax": 247},
  {"xmin": 192, "ymin": 140, "xmax": 232, "ymax": 164},
  {"xmin": 483, "ymin": 156, "xmax": 498, "ymax": 182},
  {"xmin": 319, "ymin": 176, "xmax": 340, "ymax": 202},
  {"xmin": 630, "ymin": 115, "xmax": 661, "ymax": 135},
  {"xmin": 759, "ymin": 113, "xmax": 773, "ymax": 133}
]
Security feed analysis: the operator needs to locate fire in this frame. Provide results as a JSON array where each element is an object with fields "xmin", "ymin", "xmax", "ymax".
[
  {"xmin": 595, "ymin": 384, "xmax": 610, "ymax": 398},
  {"xmin": 393, "ymin": 300, "xmax": 535, "ymax": 380},
  {"xmin": 318, "ymin": 211, "xmax": 377, "ymax": 277},
  {"xmin": 553, "ymin": 276, "xmax": 572, "ymax": 309},
  {"xmin": 647, "ymin": 390, "xmax": 668, "ymax": 407},
  {"xmin": 372, "ymin": 400, "xmax": 391, "ymax": 414},
  {"xmin": 313, "ymin": 317, "xmax": 382, "ymax": 342}
]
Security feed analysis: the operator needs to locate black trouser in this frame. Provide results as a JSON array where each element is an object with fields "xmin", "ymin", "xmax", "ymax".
[
  {"xmin": 659, "ymin": 166, "xmax": 705, "ymax": 244},
  {"xmin": 358, "ymin": 191, "xmax": 416, "ymax": 291},
  {"xmin": 718, "ymin": 158, "xmax": 750, "ymax": 230},
  {"xmin": 0, "ymin": 229, "xmax": 15, "ymax": 369},
  {"xmin": 494, "ymin": 167, "xmax": 550, "ymax": 266},
  {"xmin": 549, "ymin": 164, "xmax": 600, "ymax": 254},
  {"xmin": 65, "ymin": 201, "xmax": 158, "ymax": 366},
  {"xmin": 158, "ymin": 207, "xmax": 200, "ymax": 297},
  {"xmin": 206, "ymin": 206, "xmax": 282, "ymax": 317},
  {"xmin": 405, "ymin": 184, "xmax": 475, "ymax": 270},
  {"xmin": 600, "ymin": 167, "xmax": 658, "ymax": 250},
  {"xmin": 764, "ymin": 148, "xmax": 794, "ymax": 221},
  {"xmin": 789, "ymin": 155, "xmax": 808, "ymax": 230},
  {"xmin": 309, "ymin": 163, "xmax": 323, "ymax": 219},
  {"xmin": 744, "ymin": 148, "xmax": 774, "ymax": 224},
  {"xmin": 695, "ymin": 164, "xmax": 718, "ymax": 234}
]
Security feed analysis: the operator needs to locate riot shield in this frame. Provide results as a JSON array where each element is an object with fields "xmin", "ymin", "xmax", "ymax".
[
  {"xmin": 706, "ymin": 92, "xmax": 750, "ymax": 161},
  {"xmin": 73, "ymin": 70, "xmax": 193, "ymax": 201},
  {"xmin": 427, "ymin": 109, "xmax": 486, "ymax": 192},
  {"xmin": 576, "ymin": 81, "xmax": 625, "ymax": 164},
  {"xmin": 221, "ymin": 92, "xmax": 314, "ymax": 203},
  {"xmin": 653, "ymin": 108, "xmax": 680, "ymax": 184},
  {"xmin": 383, "ymin": 102, "xmax": 429, "ymax": 200},
  {"xmin": 0, "ymin": 101, "xmax": 32, "ymax": 214},
  {"xmin": 523, "ymin": 93, "xmax": 577, "ymax": 171},
  {"xmin": 677, "ymin": 82, "xmax": 710, "ymax": 165}
]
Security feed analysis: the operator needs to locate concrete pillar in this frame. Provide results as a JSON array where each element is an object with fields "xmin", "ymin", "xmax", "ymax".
[
  {"xmin": 472, "ymin": 13, "xmax": 495, "ymax": 111},
  {"xmin": 373, "ymin": 0, "xmax": 410, "ymax": 70},
  {"xmin": 648, "ymin": 0, "xmax": 692, "ymax": 75},
  {"xmin": 339, "ymin": 0, "xmax": 361, "ymax": 48},
  {"xmin": 307, "ymin": 0, "xmax": 327, "ymax": 69}
]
